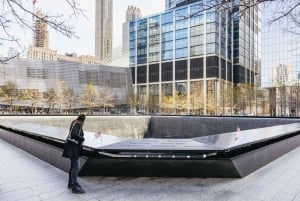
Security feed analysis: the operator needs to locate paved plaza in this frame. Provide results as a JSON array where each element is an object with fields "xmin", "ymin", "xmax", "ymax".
[{"xmin": 1, "ymin": 138, "xmax": 300, "ymax": 201}]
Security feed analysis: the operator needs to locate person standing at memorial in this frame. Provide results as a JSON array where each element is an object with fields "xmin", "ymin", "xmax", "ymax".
[{"xmin": 62, "ymin": 114, "xmax": 86, "ymax": 194}]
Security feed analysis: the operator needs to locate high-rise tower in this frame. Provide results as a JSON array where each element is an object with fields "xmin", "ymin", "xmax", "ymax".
[
  {"xmin": 95, "ymin": 0, "xmax": 113, "ymax": 62},
  {"xmin": 130, "ymin": 0, "xmax": 261, "ymax": 115},
  {"xmin": 33, "ymin": 9, "xmax": 49, "ymax": 48},
  {"xmin": 122, "ymin": 6, "xmax": 142, "ymax": 53}
]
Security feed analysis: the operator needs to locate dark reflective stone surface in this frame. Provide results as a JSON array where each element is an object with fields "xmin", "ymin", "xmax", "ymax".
[
  {"xmin": 192, "ymin": 123, "xmax": 300, "ymax": 151},
  {"xmin": 2, "ymin": 121, "xmax": 300, "ymax": 153},
  {"xmin": 1, "ymin": 121, "xmax": 126, "ymax": 149}
]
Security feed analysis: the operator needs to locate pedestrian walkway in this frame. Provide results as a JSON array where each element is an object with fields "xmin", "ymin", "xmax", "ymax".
[{"xmin": 1, "ymin": 137, "xmax": 300, "ymax": 201}]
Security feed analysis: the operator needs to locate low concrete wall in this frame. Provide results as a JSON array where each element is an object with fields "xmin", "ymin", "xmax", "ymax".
[
  {"xmin": 0, "ymin": 128, "xmax": 78, "ymax": 173},
  {"xmin": 1, "ymin": 115, "xmax": 300, "ymax": 139}
]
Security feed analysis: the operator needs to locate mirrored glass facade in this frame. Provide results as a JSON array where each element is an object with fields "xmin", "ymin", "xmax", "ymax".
[
  {"xmin": 233, "ymin": 5, "xmax": 261, "ymax": 84},
  {"xmin": 261, "ymin": 5, "xmax": 300, "ymax": 116}
]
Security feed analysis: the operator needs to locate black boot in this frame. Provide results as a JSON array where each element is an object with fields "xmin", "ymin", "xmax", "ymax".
[
  {"xmin": 68, "ymin": 183, "xmax": 73, "ymax": 189},
  {"xmin": 72, "ymin": 183, "xmax": 85, "ymax": 194}
]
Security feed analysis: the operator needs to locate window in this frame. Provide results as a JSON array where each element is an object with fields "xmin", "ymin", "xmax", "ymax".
[
  {"xmin": 175, "ymin": 38, "xmax": 187, "ymax": 49},
  {"xmin": 27, "ymin": 67, "xmax": 46, "ymax": 79},
  {"xmin": 206, "ymin": 33, "xmax": 217, "ymax": 43},
  {"xmin": 130, "ymin": 48, "xmax": 136, "ymax": 57},
  {"xmin": 191, "ymin": 25, "xmax": 204, "ymax": 36},
  {"xmin": 206, "ymin": 23, "xmax": 217, "ymax": 33},
  {"xmin": 175, "ymin": 48, "xmax": 187, "ymax": 59},
  {"xmin": 149, "ymin": 15, "xmax": 160, "ymax": 27},
  {"xmin": 175, "ymin": 29, "xmax": 187, "ymax": 39},
  {"xmin": 149, "ymin": 44, "xmax": 160, "ymax": 53},
  {"xmin": 131, "ymin": 67, "xmax": 135, "ymax": 84},
  {"xmin": 130, "ymin": 56, "xmax": 136, "ymax": 65},
  {"xmin": 137, "ymin": 19, "xmax": 147, "ymax": 30},
  {"xmin": 137, "ymin": 65, "xmax": 147, "ymax": 83},
  {"xmin": 206, "ymin": 43, "xmax": 217, "ymax": 54},
  {"xmin": 149, "ymin": 52, "xmax": 160, "ymax": 63},
  {"xmin": 176, "ymin": 19, "xmax": 188, "ymax": 30},
  {"xmin": 175, "ymin": 7, "xmax": 187, "ymax": 20},
  {"xmin": 191, "ymin": 15, "xmax": 204, "ymax": 27},
  {"xmin": 162, "ymin": 12, "xmax": 173, "ymax": 24},
  {"xmin": 190, "ymin": 35, "xmax": 204, "ymax": 46},
  {"xmin": 162, "ymin": 32, "xmax": 173, "ymax": 42},
  {"xmin": 162, "ymin": 23, "xmax": 173, "ymax": 33},
  {"xmin": 206, "ymin": 56, "xmax": 219, "ymax": 78},
  {"xmin": 149, "ymin": 64, "xmax": 159, "ymax": 83},
  {"xmin": 162, "ymin": 62, "xmax": 173, "ymax": 81},
  {"xmin": 206, "ymin": 12, "xmax": 216, "ymax": 23},
  {"xmin": 130, "ymin": 22, "xmax": 136, "ymax": 32},
  {"xmin": 190, "ymin": 45, "xmax": 204, "ymax": 56},
  {"xmin": 162, "ymin": 50, "xmax": 173, "ymax": 61},
  {"xmin": 162, "ymin": 41, "xmax": 173, "ymax": 51},
  {"xmin": 190, "ymin": 58, "xmax": 203, "ymax": 79},
  {"xmin": 175, "ymin": 60, "xmax": 187, "ymax": 80}
]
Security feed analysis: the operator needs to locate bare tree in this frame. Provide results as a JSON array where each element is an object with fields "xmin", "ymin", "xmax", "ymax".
[
  {"xmin": 183, "ymin": 0, "xmax": 300, "ymax": 25},
  {"xmin": 243, "ymin": 83, "xmax": 256, "ymax": 115},
  {"xmin": 127, "ymin": 92, "xmax": 138, "ymax": 114},
  {"xmin": 0, "ymin": 0, "xmax": 85, "ymax": 62},
  {"xmin": 0, "ymin": 81, "xmax": 18, "ymax": 112},
  {"xmin": 98, "ymin": 85, "xmax": 115, "ymax": 113},
  {"xmin": 233, "ymin": 84, "xmax": 246, "ymax": 114},
  {"xmin": 175, "ymin": 91, "xmax": 187, "ymax": 114},
  {"xmin": 160, "ymin": 93, "xmax": 173, "ymax": 114},
  {"xmin": 219, "ymin": 83, "xmax": 233, "ymax": 115},
  {"xmin": 80, "ymin": 83, "xmax": 98, "ymax": 114},
  {"xmin": 19, "ymin": 89, "xmax": 42, "ymax": 114},
  {"xmin": 44, "ymin": 87, "xmax": 56, "ymax": 113},
  {"xmin": 64, "ymin": 88, "xmax": 75, "ymax": 114},
  {"xmin": 54, "ymin": 80, "xmax": 74, "ymax": 114},
  {"xmin": 190, "ymin": 91, "xmax": 204, "ymax": 115}
]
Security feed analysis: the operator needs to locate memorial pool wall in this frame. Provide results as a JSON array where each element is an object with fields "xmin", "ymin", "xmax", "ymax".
[
  {"xmin": 1, "ymin": 115, "xmax": 300, "ymax": 177},
  {"xmin": 0, "ymin": 115, "xmax": 300, "ymax": 138}
]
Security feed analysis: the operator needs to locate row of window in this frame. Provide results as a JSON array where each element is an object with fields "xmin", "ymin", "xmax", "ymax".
[
  {"xmin": 131, "ymin": 7, "xmax": 222, "ymax": 34},
  {"xmin": 131, "ymin": 42, "xmax": 221, "ymax": 64},
  {"xmin": 132, "ymin": 57, "xmax": 233, "ymax": 83},
  {"xmin": 131, "ymin": 21, "xmax": 224, "ymax": 45},
  {"xmin": 78, "ymin": 71, "xmax": 127, "ymax": 88}
]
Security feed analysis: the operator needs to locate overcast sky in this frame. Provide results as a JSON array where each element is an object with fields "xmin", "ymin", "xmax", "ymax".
[{"xmin": 0, "ymin": 0, "xmax": 165, "ymax": 57}]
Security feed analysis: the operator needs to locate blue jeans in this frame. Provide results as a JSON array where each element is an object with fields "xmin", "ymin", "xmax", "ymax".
[{"xmin": 68, "ymin": 159, "xmax": 80, "ymax": 185}]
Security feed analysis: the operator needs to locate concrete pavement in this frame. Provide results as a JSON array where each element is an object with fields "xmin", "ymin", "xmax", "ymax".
[{"xmin": 1, "ymin": 138, "xmax": 300, "ymax": 201}]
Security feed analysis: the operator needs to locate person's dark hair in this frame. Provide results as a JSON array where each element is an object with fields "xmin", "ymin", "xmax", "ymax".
[{"xmin": 77, "ymin": 114, "xmax": 86, "ymax": 121}]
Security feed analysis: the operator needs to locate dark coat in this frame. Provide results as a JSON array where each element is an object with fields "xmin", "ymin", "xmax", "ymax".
[{"xmin": 62, "ymin": 121, "xmax": 85, "ymax": 160}]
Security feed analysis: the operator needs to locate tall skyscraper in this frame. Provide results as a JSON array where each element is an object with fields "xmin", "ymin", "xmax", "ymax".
[
  {"xmin": 122, "ymin": 6, "xmax": 142, "ymax": 53},
  {"xmin": 95, "ymin": 0, "xmax": 113, "ymax": 62},
  {"xmin": 33, "ymin": 9, "xmax": 49, "ymax": 48},
  {"xmin": 165, "ymin": 0, "xmax": 199, "ymax": 10}
]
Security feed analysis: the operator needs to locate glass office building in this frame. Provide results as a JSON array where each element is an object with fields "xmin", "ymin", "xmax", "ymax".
[
  {"xmin": 130, "ymin": 0, "xmax": 261, "ymax": 115},
  {"xmin": 261, "ymin": 5, "xmax": 300, "ymax": 116}
]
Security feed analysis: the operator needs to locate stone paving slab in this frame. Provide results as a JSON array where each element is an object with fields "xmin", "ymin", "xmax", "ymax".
[{"xmin": 1, "ymin": 138, "xmax": 300, "ymax": 201}]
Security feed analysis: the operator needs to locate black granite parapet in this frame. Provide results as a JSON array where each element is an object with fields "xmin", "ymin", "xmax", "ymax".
[{"xmin": 148, "ymin": 116, "xmax": 300, "ymax": 138}]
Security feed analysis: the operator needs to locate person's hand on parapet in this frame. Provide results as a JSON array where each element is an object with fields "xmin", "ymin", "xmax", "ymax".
[{"xmin": 94, "ymin": 132, "xmax": 101, "ymax": 139}]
